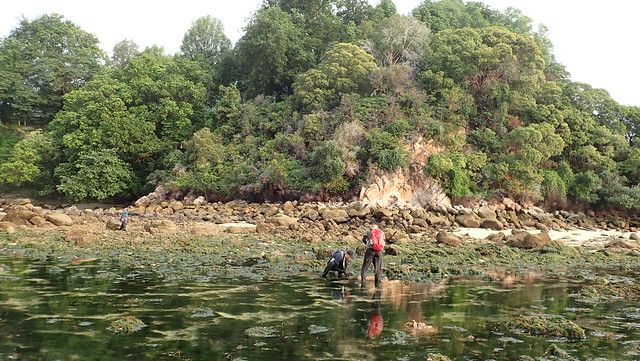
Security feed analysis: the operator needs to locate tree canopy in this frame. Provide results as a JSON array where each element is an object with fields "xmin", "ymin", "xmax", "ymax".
[{"xmin": 0, "ymin": 3, "xmax": 637, "ymax": 211}]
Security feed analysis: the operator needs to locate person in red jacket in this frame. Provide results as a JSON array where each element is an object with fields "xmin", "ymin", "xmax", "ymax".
[{"xmin": 360, "ymin": 221, "xmax": 385, "ymax": 287}]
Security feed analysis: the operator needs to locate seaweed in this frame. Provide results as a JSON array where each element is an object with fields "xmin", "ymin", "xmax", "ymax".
[{"xmin": 506, "ymin": 315, "xmax": 586, "ymax": 340}]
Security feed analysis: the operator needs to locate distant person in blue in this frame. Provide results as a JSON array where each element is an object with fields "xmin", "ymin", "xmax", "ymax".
[
  {"xmin": 119, "ymin": 207, "xmax": 129, "ymax": 231},
  {"xmin": 322, "ymin": 249, "xmax": 355, "ymax": 278}
]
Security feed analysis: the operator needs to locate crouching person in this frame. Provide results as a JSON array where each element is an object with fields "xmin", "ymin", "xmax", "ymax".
[{"xmin": 322, "ymin": 249, "xmax": 355, "ymax": 278}]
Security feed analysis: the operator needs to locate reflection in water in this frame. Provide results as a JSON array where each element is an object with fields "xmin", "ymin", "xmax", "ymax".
[
  {"xmin": 365, "ymin": 289, "xmax": 383, "ymax": 339},
  {"xmin": 1, "ymin": 256, "xmax": 640, "ymax": 360}
]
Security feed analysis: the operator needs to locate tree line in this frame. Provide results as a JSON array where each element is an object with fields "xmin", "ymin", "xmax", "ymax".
[{"xmin": 0, "ymin": 0, "xmax": 638, "ymax": 211}]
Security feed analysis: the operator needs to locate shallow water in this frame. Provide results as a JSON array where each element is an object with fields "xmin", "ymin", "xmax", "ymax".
[{"xmin": 1, "ymin": 255, "xmax": 639, "ymax": 360}]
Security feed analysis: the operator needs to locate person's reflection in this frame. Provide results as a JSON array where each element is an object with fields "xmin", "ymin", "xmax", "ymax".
[
  {"xmin": 366, "ymin": 289, "xmax": 383, "ymax": 339},
  {"xmin": 326, "ymin": 283, "xmax": 352, "ymax": 303}
]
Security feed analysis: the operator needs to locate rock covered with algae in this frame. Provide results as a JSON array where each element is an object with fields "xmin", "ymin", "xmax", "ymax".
[
  {"xmin": 108, "ymin": 316, "xmax": 147, "ymax": 334},
  {"xmin": 506, "ymin": 315, "xmax": 585, "ymax": 339},
  {"xmin": 244, "ymin": 326, "xmax": 278, "ymax": 338},
  {"xmin": 427, "ymin": 354, "xmax": 452, "ymax": 361}
]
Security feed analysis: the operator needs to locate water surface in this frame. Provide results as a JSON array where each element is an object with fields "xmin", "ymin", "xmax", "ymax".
[{"xmin": 1, "ymin": 255, "xmax": 639, "ymax": 360}]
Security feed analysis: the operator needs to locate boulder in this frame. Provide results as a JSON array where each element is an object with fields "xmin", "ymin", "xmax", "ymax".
[
  {"xmin": 629, "ymin": 233, "xmax": 640, "ymax": 241},
  {"xmin": 456, "ymin": 213, "xmax": 481, "ymax": 228},
  {"xmin": 106, "ymin": 218, "xmax": 121, "ymax": 230},
  {"xmin": 191, "ymin": 224, "xmax": 220, "ymax": 236},
  {"xmin": 28, "ymin": 216, "xmax": 46, "ymax": 226},
  {"xmin": 64, "ymin": 231, "xmax": 97, "ymax": 246},
  {"xmin": 412, "ymin": 218, "xmax": 428, "ymax": 229},
  {"xmin": 435, "ymin": 231, "xmax": 462, "ymax": 246},
  {"xmin": 347, "ymin": 207, "xmax": 370, "ymax": 218},
  {"xmin": 268, "ymin": 214, "xmax": 297, "ymax": 227},
  {"xmin": 502, "ymin": 197, "xmax": 517, "ymax": 211},
  {"xmin": 411, "ymin": 208, "xmax": 428, "ymax": 220},
  {"xmin": 534, "ymin": 222, "xmax": 549, "ymax": 232},
  {"xmin": 169, "ymin": 201, "xmax": 184, "ymax": 212},
  {"xmin": 45, "ymin": 213, "xmax": 74, "ymax": 227},
  {"xmin": 134, "ymin": 195, "xmax": 152, "ymax": 207},
  {"xmin": 385, "ymin": 244, "xmax": 401, "ymax": 255},
  {"xmin": 428, "ymin": 216, "xmax": 450, "ymax": 228},
  {"xmin": 226, "ymin": 225, "xmax": 256, "ymax": 234},
  {"xmin": 302, "ymin": 209, "xmax": 320, "ymax": 221},
  {"xmin": 144, "ymin": 220, "xmax": 179, "ymax": 235},
  {"xmin": 481, "ymin": 218, "xmax": 504, "ymax": 230},
  {"xmin": 485, "ymin": 232, "xmax": 506, "ymax": 243},
  {"xmin": 477, "ymin": 206, "xmax": 497, "ymax": 220},
  {"xmin": 283, "ymin": 201, "xmax": 296, "ymax": 213},
  {"xmin": 2, "ymin": 208, "xmax": 33, "ymax": 226},
  {"xmin": 192, "ymin": 196, "xmax": 206, "ymax": 206},
  {"xmin": 256, "ymin": 222, "xmax": 275, "ymax": 235},
  {"xmin": 0, "ymin": 221, "xmax": 16, "ymax": 233},
  {"xmin": 506, "ymin": 231, "xmax": 551, "ymax": 249},
  {"xmin": 320, "ymin": 209, "xmax": 349, "ymax": 223},
  {"xmin": 604, "ymin": 239, "xmax": 640, "ymax": 251},
  {"xmin": 372, "ymin": 207, "xmax": 395, "ymax": 218}
]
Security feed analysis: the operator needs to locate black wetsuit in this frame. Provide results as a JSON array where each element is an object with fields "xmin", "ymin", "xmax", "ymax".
[{"xmin": 322, "ymin": 250, "xmax": 350, "ymax": 277}]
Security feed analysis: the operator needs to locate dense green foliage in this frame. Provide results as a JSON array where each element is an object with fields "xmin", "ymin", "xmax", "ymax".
[{"xmin": 0, "ymin": 1, "xmax": 638, "ymax": 210}]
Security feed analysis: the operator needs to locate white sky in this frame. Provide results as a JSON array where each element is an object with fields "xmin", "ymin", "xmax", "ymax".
[{"xmin": 1, "ymin": 0, "xmax": 638, "ymax": 107}]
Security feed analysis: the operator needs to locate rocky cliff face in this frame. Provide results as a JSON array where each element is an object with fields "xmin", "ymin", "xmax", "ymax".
[{"xmin": 359, "ymin": 138, "xmax": 450, "ymax": 209}]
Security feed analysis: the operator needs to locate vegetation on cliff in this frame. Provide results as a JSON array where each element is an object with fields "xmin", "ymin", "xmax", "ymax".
[{"xmin": 0, "ymin": 0, "xmax": 638, "ymax": 211}]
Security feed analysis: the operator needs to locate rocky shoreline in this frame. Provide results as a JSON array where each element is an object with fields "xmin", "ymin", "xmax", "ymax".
[
  {"xmin": 1, "ymin": 196, "xmax": 639, "ymax": 252},
  {"xmin": 2, "ymin": 196, "xmax": 640, "ymax": 283}
]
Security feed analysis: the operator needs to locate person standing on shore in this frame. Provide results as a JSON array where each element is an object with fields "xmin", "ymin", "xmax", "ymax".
[
  {"xmin": 119, "ymin": 207, "xmax": 129, "ymax": 231},
  {"xmin": 360, "ymin": 221, "xmax": 385, "ymax": 287}
]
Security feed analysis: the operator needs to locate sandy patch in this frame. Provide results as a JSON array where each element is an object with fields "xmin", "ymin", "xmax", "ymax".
[
  {"xmin": 218, "ymin": 222, "xmax": 256, "ymax": 228},
  {"xmin": 452, "ymin": 227, "xmax": 633, "ymax": 248}
]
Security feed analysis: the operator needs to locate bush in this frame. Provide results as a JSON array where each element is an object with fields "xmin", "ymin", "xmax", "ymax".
[
  {"xmin": 309, "ymin": 141, "xmax": 346, "ymax": 183},
  {"xmin": 376, "ymin": 149, "xmax": 407, "ymax": 172},
  {"xmin": 541, "ymin": 169, "xmax": 567, "ymax": 199},
  {"xmin": 448, "ymin": 167, "xmax": 472, "ymax": 197},
  {"xmin": 384, "ymin": 119, "xmax": 410, "ymax": 137},
  {"xmin": 571, "ymin": 170, "xmax": 601, "ymax": 203},
  {"xmin": 425, "ymin": 153, "xmax": 453, "ymax": 182}
]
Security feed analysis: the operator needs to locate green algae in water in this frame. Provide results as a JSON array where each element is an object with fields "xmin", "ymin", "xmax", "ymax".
[
  {"xmin": 506, "ymin": 315, "xmax": 586, "ymax": 339},
  {"xmin": 108, "ymin": 316, "xmax": 147, "ymax": 334},
  {"xmin": 244, "ymin": 326, "xmax": 279, "ymax": 338},
  {"xmin": 3, "ymin": 251, "xmax": 640, "ymax": 360},
  {"xmin": 427, "ymin": 354, "xmax": 452, "ymax": 361}
]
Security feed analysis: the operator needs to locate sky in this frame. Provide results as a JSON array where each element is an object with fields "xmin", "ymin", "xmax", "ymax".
[{"xmin": 1, "ymin": 0, "xmax": 638, "ymax": 107}]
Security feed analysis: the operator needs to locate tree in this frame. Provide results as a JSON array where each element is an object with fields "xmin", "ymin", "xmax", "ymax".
[
  {"xmin": 234, "ymin": 7, "xmax": 315, "ymax": 97},
  {"xmin": 110, "ymin": 39, "xmax": 140, "ymax": 69},
  {"xmin": 309, "ymin": 140, "xmax": 347, "ymax": 190},
  {"xmin": 180, "ymin": 16, "xmax": 231, "ymax": 64},
  {"xmin": 621, "ymin": 105, "xmax": 640, "ymax": 145},
  {"xmin": 293, "ymin": 42, "xmax": 377, "ymax": 110},
  {"xmin": 264, "ymin": 0, "xmax": 352, "ymax": 58},
  {"xmin": 0, "ymin": 14, "xmax": 104, "ymax": 124},
  {"xmin": 372, "ymin": 0, "xmax": 398, "ymax": 21},
  {"xmin": 48, "ymin": 74, "xmax": 161, "ymax": 162},
  {"xmin": 47, "ymin": 49, "xmax": 206, "ymax": 198},
  {"xmin": 363, "ymin": 14, "xmax": 431, "ymax": 68},
  {"xmin": 489, "ymin": 123, "xmax": 565, "ymax": 198},
  {"xmin": 425, "ymin": 26, "xmax": 545, "ymax": 131},
  {"xmin": 56, "ymin": 149, "xmax": 135, "ymax": 201},
  {"xmin": 412, "ymin": 0, "xmax": 490, "ymax": 32},
  {"xmin": 0, "ymin": 129, "xmax": 58, "ymax": 192},
  {"xmin": 118, "ymin": 48, "xmax": 206, "ymax": 143},
  {"xmin": 335, "ymin": 0, "xmax": 374, "ymax": 25}
]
